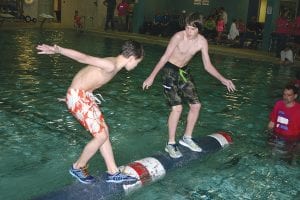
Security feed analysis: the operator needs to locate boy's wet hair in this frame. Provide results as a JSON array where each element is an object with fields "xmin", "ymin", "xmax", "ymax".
[
  {"xmin": 285, "ymin": 84, "xmax": 298, "ymax": 95},
  {"xmin": 120, "ymin": 40, "xmax": 144, "ymax": 59},
  {"xmin": 185, "ymin": 12, "xmax": 202, "ymax": 31}
]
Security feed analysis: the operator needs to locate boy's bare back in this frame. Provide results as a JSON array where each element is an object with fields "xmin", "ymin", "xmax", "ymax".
[
  {"xmin": 36, "ymin": 43, "xmax": 144, "ymax": 93},
  {"xmin": 70, "ymin": 64, "xmax": 118, "ymax": 93}
]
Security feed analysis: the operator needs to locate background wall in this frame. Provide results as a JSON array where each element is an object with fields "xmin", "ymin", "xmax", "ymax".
[
  {"xmin": 23, "ymin": 0, "xmax": 38, "ymax": 19},
  {"xmin": 19, "ymin": 0, "xmax": 250, "ymax": 31},
  {"xmin": 175, "ymin": 0, "xmax": 250, "ymax": 26},
  {"xmin": 60, "ymin": 0, "xmax": 107, "ymax": 29},
  {"xmin": 20, "ymin": 0, "xmax": 298, "ymax": 51},
  {"xmin": 132, "ymin": 0, "xmax": 250, "ymax": 33}
]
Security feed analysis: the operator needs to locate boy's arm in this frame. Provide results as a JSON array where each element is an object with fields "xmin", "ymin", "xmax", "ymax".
[
  {"xmin": 142, "ymin": 33, "xmax": 179, "ymax": 90},
  {"xmin": 268, "ymin": 121, "xmax": 275, "ymax": 130},
  {"xmin": 36, "ymin": 44, "xmax": 114, "ymax": 72},
  {"xmin": 200, "ymin": 39, "xmax": 236, "ymax": 92}
]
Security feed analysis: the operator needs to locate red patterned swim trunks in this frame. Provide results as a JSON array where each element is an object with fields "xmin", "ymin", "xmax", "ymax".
[{"xmin": 66, "ymin": 88, "xmax": 107, "ymax": 136}]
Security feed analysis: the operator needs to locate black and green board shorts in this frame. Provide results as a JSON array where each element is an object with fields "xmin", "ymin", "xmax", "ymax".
[{"xmin": 161, "ymin": 62, "xmax": 200, "ymax": 106}]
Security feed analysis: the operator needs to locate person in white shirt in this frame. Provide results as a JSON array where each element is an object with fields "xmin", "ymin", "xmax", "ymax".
[
  {"xmin": 228, "ymin": 19, "xmax": 239, "ymax": 40},
  {"xmin": 280, "ymin": 45, "xmax": 294, "ymax": 65}
]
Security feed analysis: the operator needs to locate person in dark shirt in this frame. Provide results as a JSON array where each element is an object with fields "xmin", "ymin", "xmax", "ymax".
[
  {"xmin": 103, "ymin": 0, "xmax": 116, "ymax": 31},
  {"xmin": 274, "ymin": 10, "xmax": 290, "ymax": 57},
  {"xmin": 239, "ymin": 16, "xmax": 261, "ymax": 48},
  {"xmin": 117, "ymin": 0, "xmax": 129, "ymax": 31}
]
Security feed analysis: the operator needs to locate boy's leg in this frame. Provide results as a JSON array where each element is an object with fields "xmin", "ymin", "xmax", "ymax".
[
  {"xmin": 165, "ymin": 105, "xmax": 183, "ymax": 158},
  {"xmin": 178, "ymin": 79, "xmax": 201, "ymax": 137},
  {"xmin": 168, "ymin": 105, "xmax": 183, "ymax": 144},
  {"xmin": 184, "ymin": 103, "xmax": 201, "ymax": 137},
  {"xmin": 99, "ymin": 125, "xmax": 138, "ymax": 184},
  {"xmin": 162, "ymin": 64, "xmax": 184, "ymax": 158},
  {"xmin": 179, "ymin": 103, "xmax": 202, "ymax": 152},
  {"xmin": 73, "ymin": 132, "xmax": 108, "ymax": 169},
  {"xmin": 99, "ymin": 125, "xmax": 119, "ymax": 174},
  {"xmin": 66, "ymin": 89, "xmax": 109, "ymax": 184},
  {"xmin": 69, "ymin": 132, "xmax": 108, "ymax": 184}
]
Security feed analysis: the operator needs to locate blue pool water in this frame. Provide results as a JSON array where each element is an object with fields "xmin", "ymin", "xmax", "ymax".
[{"xmin": 0, "ymin": 29, "xmax": 299, "ymax": 200}]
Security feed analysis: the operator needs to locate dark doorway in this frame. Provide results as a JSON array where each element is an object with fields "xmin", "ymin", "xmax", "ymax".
[
  {"xmin": 247, "ymin": 0, "xmax": 260, "ymax": 21},
  {"xmin": 54, "ymin": 0, "xmax": 61, "ymax": 22}
]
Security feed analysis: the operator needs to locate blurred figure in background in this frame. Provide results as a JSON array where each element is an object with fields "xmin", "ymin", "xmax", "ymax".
[
  {"xmin": 103, "ymin": 0, "xmax": 116, "ymax": 31},
  {"xmin": 274, "ymin": 9, "xmax": 290, "ymax": 57},
  {"xmin": 215, "ymin": 14, "xmax": 225, "ymax": 43},
  {"xmin": 228, "ymin": 19, "xmax": 239, "ymax": 40},
  {"xmin": 117, "ymin": 0, "xmax": 129, "ymax": 31},
  {"xmin": 280, "ymin": 45, "xmax": 294, "ymax": 65},
  {"xmin": 74, "ymin": 10, "xmax": 84, "ymax": 31}
]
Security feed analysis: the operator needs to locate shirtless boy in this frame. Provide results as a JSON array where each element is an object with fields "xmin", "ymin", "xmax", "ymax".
[
  {"xmin": 142, "ymin": 12, "xmax": 236, "ymax": 158},
  {"xmin": 37, "ymin": 40, "xmax": 144, "ymax": 184}
]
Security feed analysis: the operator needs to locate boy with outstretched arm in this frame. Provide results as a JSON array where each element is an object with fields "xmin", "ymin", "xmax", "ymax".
[
  {"xmin": 36, "ymin": 40, "xmax": 144, "ymax": 184},
  {"xmin": 142, "ymin": 12, "xmax": 236, "ymax": 158}
]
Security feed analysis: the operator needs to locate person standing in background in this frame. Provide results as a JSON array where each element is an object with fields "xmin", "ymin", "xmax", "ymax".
[
  {"xmin": 126, "ymin": 2, "xmax": 135, "ymax": 32},
  {"xmin": 216, "ymin": 15, "xmax": 225, "ymax": 43},
  {"xmin": 74, "ymin": 10, "xmax": 83, "ymax": 31},
  {"xmin": 274, "ymin": 10, "xmax": 290, "ymax": 57},
  {"xmin": 103, "ymin": 0, "xmax": 116, "ymax": 31},
  {"xmin": 219, "ymin": 7, "xmax": 228, "ymax": 27},
  {"xmin": 117, "ymin": 0, "xmax": 129, "ymax": 31},
  {"xmin": 292, "ymin": 13, "xmax": 300, "ymax": 58}
]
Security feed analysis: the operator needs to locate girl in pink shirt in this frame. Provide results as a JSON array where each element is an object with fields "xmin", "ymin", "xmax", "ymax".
[{"xmin": 216, "ymin": 15, "xmax": 224, "ymax": 43}]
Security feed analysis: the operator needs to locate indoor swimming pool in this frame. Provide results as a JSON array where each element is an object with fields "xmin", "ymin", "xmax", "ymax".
[{"xmin": 0, "ymin": 29, "xmax": 299, "ymax": 200}]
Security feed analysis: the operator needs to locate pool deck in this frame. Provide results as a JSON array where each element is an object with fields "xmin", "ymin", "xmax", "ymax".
[
  {"xmin": 1, "ymin": 21, "xmax": 299, "ymax": 66},
  {"xmin": 95, "ymin": 31, "xmax": 300, "ymax": 66}
]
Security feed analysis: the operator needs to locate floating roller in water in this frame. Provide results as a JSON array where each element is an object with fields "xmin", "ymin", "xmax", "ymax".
[{"xmin": 35, "ymin": 131, "xmax": 232, "ymax": 200}]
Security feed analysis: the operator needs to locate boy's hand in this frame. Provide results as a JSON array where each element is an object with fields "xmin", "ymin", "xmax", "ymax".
[
  {"xmin": 222, "ymin": 79, "xmax": 236, "ymax": 92},
  {"xmin": 36, "ymin": 44, "xmax": 60, "ymax": 54},
  {"xmin": 142, "ymin": 77, "xmax": 154, "ymax": 90}
]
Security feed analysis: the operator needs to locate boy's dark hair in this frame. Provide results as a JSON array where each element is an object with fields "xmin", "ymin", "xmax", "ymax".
[
  {"xmin": 185, "ymin": 12, "xmax": 202, "ymax": 31},
  {"xmin": 120, "ymin": 40, "xmax": 144, "ymax": 59},
  {"xmin": 285, "ymin": 84, "xmax": 298, "ymax": 95}
]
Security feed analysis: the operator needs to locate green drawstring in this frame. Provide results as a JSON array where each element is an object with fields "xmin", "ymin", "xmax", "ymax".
[{"xmin": 179, "ymin": 68, "xmax": 188, "ymax": 82}]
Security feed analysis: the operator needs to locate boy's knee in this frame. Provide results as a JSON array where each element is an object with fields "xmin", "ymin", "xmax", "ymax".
[
  {"xmin": 190, "ymin": 103, "xmax": 201, "ymax": 110},
  {"xmin": 172, "ymin": 105, "xmax": 183, "ymax": 113},
  {"xmin": 94, "ymin": 131, "xmax": 109, "ymax": 142}
]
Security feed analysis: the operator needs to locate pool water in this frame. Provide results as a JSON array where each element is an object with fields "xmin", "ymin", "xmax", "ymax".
[{"xmin": 0, "ymin": 29, "xmax": 299, "ymax": 200}]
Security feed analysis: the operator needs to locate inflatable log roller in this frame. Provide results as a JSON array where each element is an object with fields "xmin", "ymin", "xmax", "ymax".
[{"xmin": 35, "ymin": 131, "xmax": 232, "ymax": 200}]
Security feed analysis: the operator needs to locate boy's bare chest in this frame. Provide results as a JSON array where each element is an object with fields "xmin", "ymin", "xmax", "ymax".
[{"xmin": 177, "ymin": 41, "xmax": 199, "ymax": 55}]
